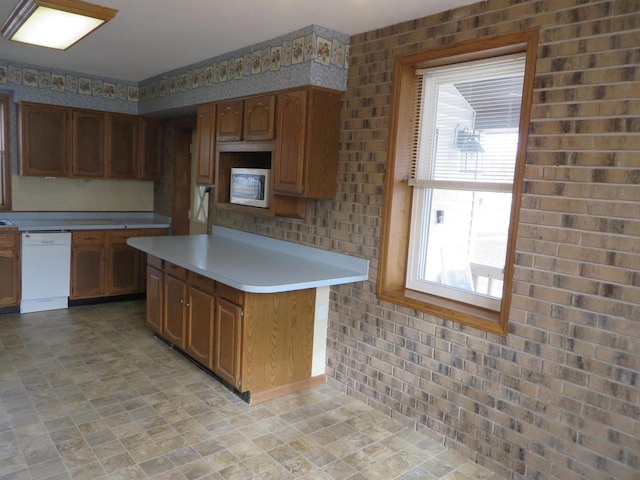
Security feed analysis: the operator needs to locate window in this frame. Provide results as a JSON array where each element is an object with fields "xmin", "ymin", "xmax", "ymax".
[
  {"xmin": 0, "ymin": 93, "xmax": 11, "ymax": 210},
  {"xmin": 378, "ymin": 31, "xmax": 538, "ymax": 335}
]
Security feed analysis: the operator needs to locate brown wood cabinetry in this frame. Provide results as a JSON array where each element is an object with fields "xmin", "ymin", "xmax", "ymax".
[
  {"xmin": 163, "ymin": 266, "xmax": 188, "ymax": 349},
  {"xmin": 216, "ymin": 100, "xmax": 243, "ymax": 142},
  {"xmin": 71, "ymin": 110, "xmax": 105, "ymax": 177},
  {"xmin": 195, "ymin": 103, "xmax": 216, "ymax": 185},
  {"xmin": 71, "ymin": 228, "xmax": 167, "ymax": 300},
  {"xmin": 139, "ymin": 118, "xmax": 162, "ymax": 181},
  {"xmin": 214, "ymin": 289, "xmax": 243, "ymax": 388},
  {"xmin": 275, "ymin": 88, "xmax": 342, "ymax": 198},
  {"xmin": 71, "ymin": 231, "xmax": 107, "ymax": 299},
  {"xmin": 243, "ymin": 95, "xmax": 276, "ymax": 141},
  {"xmin": 19, "ymin": 103, "xmax": 69, "ymax": 176},
  {"xmin": 107, "ymin": 114, "xmax": 138, "ymax": 178},
  {"xmin": 107, "ymin": 230, "xmax": 141, "ymax": 295},
  {"xmin": 186, "ymin": 272, "xmax": 216, "ymax": 368},
  {"xmin": 0, "ymin": 230, "xmax": 20, "ymax": 308},
  {"xmin": 146, "ymin": 261, "xmax": 163, "ymax": 333},
  {"xmin": 205, "ymin": 88, "xmax": 340, "ymax": 219},
  {"xmin": 19, "ymin": 102, "xmax": 161, "ymax": 181},
  {"xmin": 145, "ymin": 256, "xmax": 320, "ymax": 403}
]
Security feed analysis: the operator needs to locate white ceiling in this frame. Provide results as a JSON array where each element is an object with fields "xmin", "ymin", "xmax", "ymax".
[{"xmin": 0, "ymin": 0, "xmax": 475, "ymax": 82}]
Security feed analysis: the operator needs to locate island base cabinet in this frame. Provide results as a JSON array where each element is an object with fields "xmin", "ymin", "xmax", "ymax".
[
  {"xmin": 186, "ymin": 285, "xmax": 215, "ymax": 368},
  {"xmin": 146, "ymin": 264, "xmax": 163, "ymax": 333},
  {"xmin": 148, "ymin": 258, "xmax": 320, "ymax": 402},
  {"xmin": 214, "ymin": 297, "xmax": 243, "ymax": 389},
  {"xmin": 163, "ymin": 272, "xmax": 187, "ymax": 349},
  {"xmin": 241, "ymin": 289, "xmax": 316, "ymax": 395}
]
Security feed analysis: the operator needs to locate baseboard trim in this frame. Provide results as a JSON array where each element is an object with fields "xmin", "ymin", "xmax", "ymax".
[{"xmin": 249, "ymin": 375, "xmax": 326, "ymax": 404}]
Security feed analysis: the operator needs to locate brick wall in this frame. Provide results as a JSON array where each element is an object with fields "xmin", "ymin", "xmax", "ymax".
[{"xmin": 212, "ymin": 0, "xmax": 640, "ymax": 478}]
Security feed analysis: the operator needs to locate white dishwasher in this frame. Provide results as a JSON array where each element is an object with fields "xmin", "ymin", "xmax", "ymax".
[{"xmin": 21, "ymin": 231, "xmax": 72, "ymax": 313}]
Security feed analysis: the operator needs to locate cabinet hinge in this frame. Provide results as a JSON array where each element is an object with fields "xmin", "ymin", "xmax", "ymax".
[{"xmin": 240, "ymin": 310, "xmax": 244, "ymax": 318}]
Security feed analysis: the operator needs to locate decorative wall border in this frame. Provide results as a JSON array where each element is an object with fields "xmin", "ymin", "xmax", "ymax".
[
  {"xmin": 0, "ymin": 62, "xmax": 139, "ymax": 103},
  {"xmin": 0, "ymin": 24, "xmax": 349, "ymax": 115},
  {"xmin": 139, "ymin": 26, "xmax": 349, "ymax": 103}
]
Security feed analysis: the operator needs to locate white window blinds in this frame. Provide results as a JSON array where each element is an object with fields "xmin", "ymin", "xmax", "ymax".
[{"xmin": 410, "ymin": 54, "xmax": 526, "ymax": 191}]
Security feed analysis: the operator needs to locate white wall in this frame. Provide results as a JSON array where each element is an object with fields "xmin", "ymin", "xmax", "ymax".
[{"xmin": 11, "ymin": 174, "xmax": 154, "ymax": 211}]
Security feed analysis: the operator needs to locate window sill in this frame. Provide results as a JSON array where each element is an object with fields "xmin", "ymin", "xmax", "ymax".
[{"xmin": 377, "ymin": 287, "xmax": 506, "ymax": 336}]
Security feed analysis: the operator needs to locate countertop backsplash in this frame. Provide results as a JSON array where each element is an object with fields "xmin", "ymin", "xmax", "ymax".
[{"xmin": 10, "ymin": 174, "xmax": 154, "ymax": 212}]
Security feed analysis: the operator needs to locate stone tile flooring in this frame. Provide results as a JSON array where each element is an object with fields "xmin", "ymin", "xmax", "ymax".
[{"xmin": 0, "ymin": 301, "xmax": 503, "ymax": 480}]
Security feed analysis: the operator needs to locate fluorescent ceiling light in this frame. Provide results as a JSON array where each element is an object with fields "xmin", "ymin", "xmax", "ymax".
[{"xmin": 1, "ymin": 0, "xmax": 117, "ymax": 50}]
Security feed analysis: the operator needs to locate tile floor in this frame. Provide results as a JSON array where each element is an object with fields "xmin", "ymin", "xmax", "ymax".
[{"xmin": 0, "ymin": 301, "xmax": 503, "ymax": 480}]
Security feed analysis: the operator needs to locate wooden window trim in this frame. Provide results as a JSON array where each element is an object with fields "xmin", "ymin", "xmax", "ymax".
[
  {"xmin": 0, "ymin": 94, "xmax": 11, "ymax": 210},
  {"xmin": 377, "ymin": 30, "xmax": 539, "ymax": 336}
]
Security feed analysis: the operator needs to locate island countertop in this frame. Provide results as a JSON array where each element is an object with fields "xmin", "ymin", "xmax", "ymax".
[{"xmin": 127, "ymin": 226, "xmax": 369, "ymax": 294}]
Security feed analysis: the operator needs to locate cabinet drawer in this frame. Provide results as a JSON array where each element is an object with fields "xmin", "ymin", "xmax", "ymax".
[
  {"xmin": 165, "ymin": 261, "xmax": 187, "ymax": 280},
  {"xmin": 72, "ymin": 230, "xmax": 106, "ymax": 245},
  {"xmin": 188, "ymin": 271, "xmax": 216, "ymax": 295},
  {"xmin": 216, "ymin": 282, "xmax": 244, "ymax": 306},
  {"xmin": 108, "ymin": 229, "xmax": 141, "ymax": 244},
  {"xmin": 0, "ymin": 233, "xmax": 18, "ymax": 248},
  {"xmin": 147, "ymin": 254, "xmax": 163, "ymax": 270}
]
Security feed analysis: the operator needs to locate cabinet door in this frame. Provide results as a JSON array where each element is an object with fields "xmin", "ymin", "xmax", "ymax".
[
  {"xmin": 216, "ymin": 100, "xmax": 243, "ymax": 142},
  {"xmin": 139, "ymin": 118, "xmax": 162, "ymax": 181},
  {"xmin": 20, "ymin": 103, "xmax": 69, "ymax": 176},
  {"xmin": 195, "ymin": 103, "xmax": 216, "ymax": 184},
  {"xmin": 108, "ymin": 239, "xmax": 141, "ymax": 295},
  {"xmin": 274, "ymin": 90, "xmax": 307, "ymax": 195},
  {"xmin": 0, "ymin": 232, "xmax": 20, "ymax": 307},
  {"xmin": 186, "ymin": 286, "xmax": 215, "ymax": 367},
  {"xmin": 146, "ymin": 265, "xmax": 163, "ymax": 333},
  {"xmin": 108, "ymin": 114, "xmax": 138, "ymax": 178},
  {"xmin": 71, "ymin": 245, "xmax": 106, "ymax": 299},
  {"xmin": 71, "ymin": 110, "xmax": 105, "ymax": 177},
  {"xmin": 164, "ymin": 274, "xmax": 187, "ymax": 349},
  {"xmin": 244, "ymin": 95, "xmax": 275, "ymax": 141},
  {"xmin": 214, "ymin": 297, "xmax": 243, "ymax": 388}
]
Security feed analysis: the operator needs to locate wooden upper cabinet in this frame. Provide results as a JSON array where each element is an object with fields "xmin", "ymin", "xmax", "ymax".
[
  {"xmin": 139, "ymin": 118, "xmax": 162, "ymax": 181},
  {"xmin": 216, "ymin": 100, "xmax": 243, "ymax": 142},
  {"xmin": 275, "ymin": 88, "xmax": 342, "ymax": 198},
  {"xmin": 244, "ymin": 95, "xmax": 275, "ymax": 141},
  {"xmin": 19, "ymin": 103, "xmax": 69, "ymax": 176},
  {"xmin": 196, "ymin": 103, "xmax": 216, "ymax": 185},
  {"xmin": 107, "ymin": 114, "xmax": 138, "ymax": 178},
  {"xmin": 71, "ymin": 110, "xmax": 105, "ymax": 177},
  {"xmin": 274, "ymin": 90, "xmax": 307, "ymax": 196}
]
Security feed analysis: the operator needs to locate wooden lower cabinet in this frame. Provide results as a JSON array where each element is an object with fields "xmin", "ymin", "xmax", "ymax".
[
  {"xmin": 163, "ymin": 272, "xmax": 188, "ymax": 349},
  {"xmin": 147, "ymin": 256, "xmax": 318, "ymax": 402},
  {"xmin": 108, "ymin": 230, "xmax": 141, "ymax": 295},
  {"xmin": 71, "ymin": 228, "xmax": 167, "ymax": 300},
  {"xmin": 187, "ymin": 285, "xmax": 215, "ymax": 368},
  {"xmin": 0, "ymin": 231, "xmax": 20, "ymax": 308},
  {"xmin": 71, "ymin": 231, "xmax": 107, "ymax": 299},
  {"xmin": 214, "ymin": 297, "xmax": 242, "ymax": 388},
  {"xmin": 145, "ymin": 264, "xmax": 163, "ymax": 333}
]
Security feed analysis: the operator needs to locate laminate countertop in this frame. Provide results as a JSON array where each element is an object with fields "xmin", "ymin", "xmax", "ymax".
[
  {"xmin": 128, "ymin": 226, "xmax": 369, "ymax": 294},
  {"xmin": 0, "ymin": 212, "xmax": 170, "ymax": 232}
]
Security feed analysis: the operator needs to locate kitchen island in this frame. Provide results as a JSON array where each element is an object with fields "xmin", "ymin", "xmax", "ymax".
[{"xmin": 128, "ymin": 226, "xmax": 369, "ymax": 403}]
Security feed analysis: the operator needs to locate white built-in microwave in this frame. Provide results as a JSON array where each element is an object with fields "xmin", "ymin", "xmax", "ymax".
[{"xmin": 229, "ymin": 168, "xmax": 270, "ymax": 208}]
